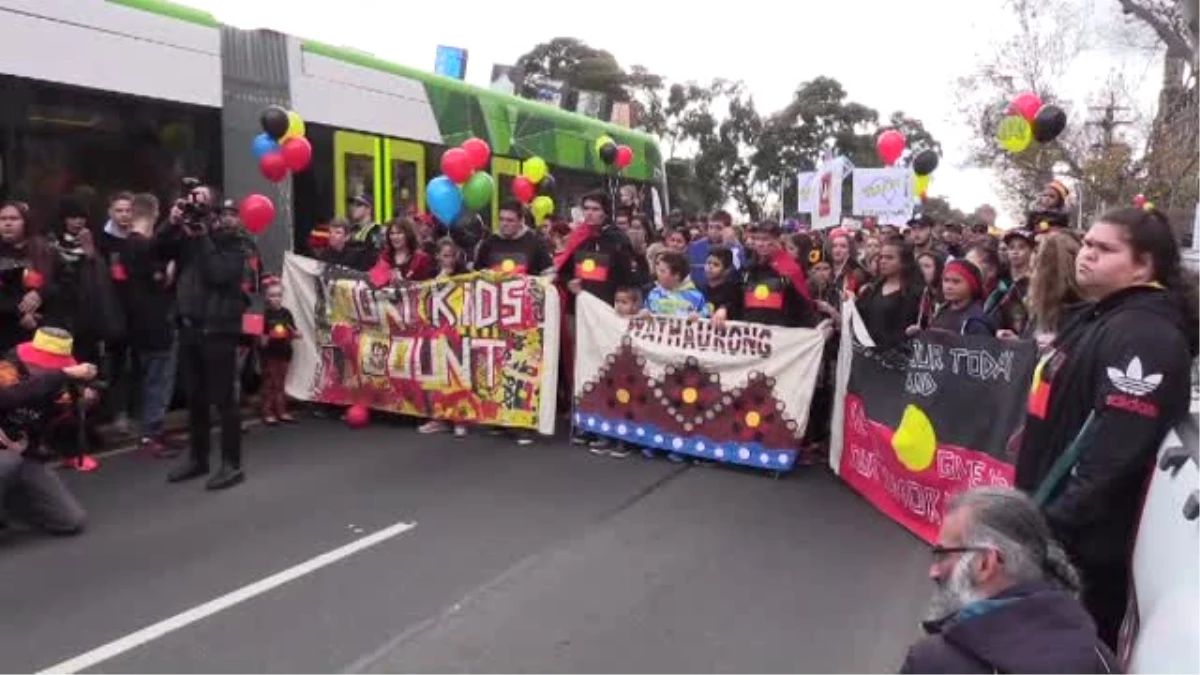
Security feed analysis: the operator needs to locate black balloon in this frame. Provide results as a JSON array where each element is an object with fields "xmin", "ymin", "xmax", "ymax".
[
  {"xmin": 599, "ymin": 142, "xmax": 618, "ymax": 165},
  {"xmin": 260, "ymin": 105, "xmax": 290, "ymax": 140},
  {"xmin": 538, "ymin": 174, "xmax": 556, "ymax": 194},
  {"xmin": 912, "ymin": 149, "xmax": 939, "ymax": 176},
  {"xmin": 1033, "ymin": 104, "xmax": 1067, "ymax": 143}
]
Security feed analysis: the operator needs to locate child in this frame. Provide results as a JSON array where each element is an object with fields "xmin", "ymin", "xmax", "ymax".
[
  {"xmin": 259, "ymin": 277, "xmax": 299, "ymax": 424},
  {"xmin": 643, "ymin": 251, "xmax": 708, "ymax": 319},
  {"xmin": 418, "ymin": 238, "xmax": 469, "ymax": 437},
  {"xmin": 925, "ymin": 259, "xmax": 995, "ymax": 336},
  {"xmin": 703, "ymin": 246, "xmax": 743, "ymax": 326},
  {"xmin": 587, "ymin": 286, "xmax": 643, "ymax": 459}
]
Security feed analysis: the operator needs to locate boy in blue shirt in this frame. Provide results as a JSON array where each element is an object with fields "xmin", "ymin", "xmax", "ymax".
[{"xmin": 644, "ymin": 251, "xmax": 709, "ymax": 319}]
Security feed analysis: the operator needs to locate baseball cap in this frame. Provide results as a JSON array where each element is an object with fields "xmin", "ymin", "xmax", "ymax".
[{"xmin": 349, "ymin": 193, "xmax": 373, "ymax": 208}]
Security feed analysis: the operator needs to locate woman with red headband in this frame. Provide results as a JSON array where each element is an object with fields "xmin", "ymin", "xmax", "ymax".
[{"xmin": 926, "ymin": 258, "xmax": 996, "ymax": 336}]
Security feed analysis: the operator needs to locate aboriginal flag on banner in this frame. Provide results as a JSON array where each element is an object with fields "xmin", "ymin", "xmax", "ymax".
[{"xmin": 831, "ymin": 305, "xmax": 1038, "ymax": 542}]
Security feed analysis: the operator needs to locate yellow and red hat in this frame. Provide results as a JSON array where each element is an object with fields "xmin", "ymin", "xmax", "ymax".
[{"xmin": 16, "ymin": 327, "xmax": 77, "ymax": 370}]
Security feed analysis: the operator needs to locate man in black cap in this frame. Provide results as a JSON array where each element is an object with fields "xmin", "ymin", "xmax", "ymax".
[
  {"xmin": 908, "ymin": 215, "xmax": 941, "ymax": 257},
  {"xmin": 348, "ymin": 194, "xmax": 383, "ymax": 251}
]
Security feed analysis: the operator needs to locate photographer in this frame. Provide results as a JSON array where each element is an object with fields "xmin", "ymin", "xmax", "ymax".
[
  {"xmin": 0, "ymin": 328, "xmax": 98, "ymax": 535},
  {"xmin": 161, "ymin": 182, "xmax": 251, "ymax": 491}
]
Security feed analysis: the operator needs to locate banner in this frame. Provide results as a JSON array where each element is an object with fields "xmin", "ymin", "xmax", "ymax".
[
  {"xmin": 813, "ymin": 156, "xmax": 851, "ymax": 230},
  {"xmin": 830, "ymin": 303, "xmax": 1037, "ymax": 542},
  {"xmin": 282, "ymin": 254, "xmax": 560, "ymax": 434},
  {"xmin": 573, "ymin": 293, "xmax": 824, "ymax": 471},
  {"xmin": 851, "ymin": 168, "xmax": 912, "ymax": 224},
  {"xmin": 797, "ymin": 172, "xmax": 817, "ymax": 214}
]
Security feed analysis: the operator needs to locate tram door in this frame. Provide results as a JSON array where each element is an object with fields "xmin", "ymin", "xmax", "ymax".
[
  {"xmin": 383, "ymin": 139, "xmax": 424, "ymax": 220},
  {"xmin": 490, "ymin": 156, "xmax": 521, "ymax": 230},
  {"xmin": 333, "ymin": 130, "xmax": 380, "ymax": 220}
]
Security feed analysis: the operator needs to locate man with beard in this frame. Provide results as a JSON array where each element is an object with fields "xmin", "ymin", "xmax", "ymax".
[
  {"xmin": 907, "ymin": 215, "xmax": 942, "ymax": 257},
  {"xmin": 900, "ymin": 487, "xmax": 1116, "ymax": 674}
]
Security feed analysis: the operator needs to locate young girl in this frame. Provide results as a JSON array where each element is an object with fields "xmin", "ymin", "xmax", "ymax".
[
  {"xmin": 259, "ymin": 277, "xmax": 299, "ymax": 424},
  {"xmin": 703, "ymin": 246, "xmax": 743, "ymax": 325},
  {"xmin": 915, "ymin": 251, "xmax": 944, "ymax": 329},
  {"xmin": 927, "ymin": 259, "xmax": 995, "ymax": 336},
  {"xmin": 418, "ymin": 238, "xmax": 469, "ymax": 437}
]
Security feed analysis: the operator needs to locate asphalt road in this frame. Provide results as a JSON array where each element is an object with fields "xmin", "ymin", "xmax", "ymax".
[{"xmin": 0, "ymin": 419, "xmax": 931, "ymax": 673}]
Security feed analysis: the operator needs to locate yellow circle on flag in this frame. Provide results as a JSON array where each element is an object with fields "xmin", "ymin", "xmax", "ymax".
[
  {"xmin": 745, "ymin": 411, "xmax": 761, "ymax": 428},
  {"xmin": 582, "ymin": 259, "xmax": 596, "ymax": 273},
  {"xmin": 892, "ymin": 404, "xmax": 937, "ymax": 472},
  {"xmin": 754, "ymin": 284, "xmax": 769, "ymax": 299},
  {"xmin": 501, "ymin": 259, "xmax": 515, "ymax": 272},
  {"xmin": 681, "ymin": 387, "xmax": 697, "ymax": 404},
  {"xmin": 616, "ymin": 388, "xmax": 630, "ymax": 404}
]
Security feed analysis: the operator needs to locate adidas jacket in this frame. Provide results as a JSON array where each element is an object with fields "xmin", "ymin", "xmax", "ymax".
[{"xmin": 1015, "ymin": 285, "xmax": 1195, "ymax": 568}]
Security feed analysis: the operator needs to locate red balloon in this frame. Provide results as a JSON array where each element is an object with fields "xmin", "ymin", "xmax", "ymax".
[
  {"xmin": 614, "ymin": 145, "xmax": 634, "ymax": 169},
  {"xmin": 281, "ymin": 137, "xmax": 313, "ymax": 172},
  {"xmin": 440, "ymin": 148, "xmax": 473, "ymax": 184},
  {"xmin": 345, "ymin": 404, "xmax": 370, "ymax": 428},
  {"xmin": 1133, "ymin": 193, "xmax": 1147, "ymax": 208},
  {"xmin": 512, "ymin": 176, "xmax": 536, "ymax": 204},
  {"xmin": 1010, "ymin": 92, "xmax": 1043, "ymax": 122},
  {"xmin": 461, "ymin": 138, "xmax": 491, "ymax": 171},
  {"xmin": 876, "ymin": 130, "xmax": 906, "ymax": 165},
  {"xmin": 238, "ymin": 194, "xmax": 275, "ymax": 234},
  {"xmin": 259, "ymin": 152, "xmax": 287, "ymax": 183}
]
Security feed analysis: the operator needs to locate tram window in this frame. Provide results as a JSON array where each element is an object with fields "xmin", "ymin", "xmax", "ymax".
[
  {"xmin": 390, "ymin": 159, "xmax": 418, "ymax": 220},
  {"xmin": 344, "ymin": 154, "xmax": 374, "ymax": 204}
]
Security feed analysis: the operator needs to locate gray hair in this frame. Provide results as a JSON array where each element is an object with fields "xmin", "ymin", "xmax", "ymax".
[{"xmin": 947, "ymin": 487, "xmax": 1081, "ymax": 594}]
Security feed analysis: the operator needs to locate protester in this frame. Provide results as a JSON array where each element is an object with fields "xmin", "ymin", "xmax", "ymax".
[
  {"xmin": 688, "ymin": 210, "xmax": 740, "ymax": 286},
  {"xmin": 1015, "ymin": 206, "xmax": 1197, "ymax": 649},
  {"xmin": 915, "ymin": 251, "xmax": 944, "ymax": 329},
  {"xmin": 474, "ymin": 200, "xmax": 554, "ymax": 276},
  {"xmin": 992, "ymin": 229, "xmax": 1034, "ymax": 336},
  {"xmin": 258, "ymin": 277, "xmax": 298, "ymax": 426},
  {"xmin": 317, "ymin": 219, "xmax": 372, "ymax": 271},
  {"xmin": 828, "ymin": 228, "xmax": 869, "ymax": 299},
  {"xmin": 585, "ymin": 285, "xmax": 643, "ymax": 459},
  {"xmin": 900, "ymin": 487, "xmax": 1118, "ymax": 674},
  {"xmin": 856, "ymin": 236, "xmax": 921, "ymax": 349},
  {"xmin": 1020, "ymin": 230, "xmax": 1082, "ymax": 350},
  {"xmin": 703, "ymin": 245, "xmax": 742, "ymax": 324},
  {"xmin": 0, "ymin": 201, "xmax": 55, "ymax": 356},
  {"xmin": 368, "ymin": 219, "xmax": 435, "ymax": 286},
  {"xmin": 643, "ymin": 251, "xmax": 708, "ymax": 319},
  {"xmin": 739, "ymin": 221, "xmax": 817, "ymax": 329},
  {"xmin": 925, "ymin": 259, "xmax": 994, "ymax": 336}
]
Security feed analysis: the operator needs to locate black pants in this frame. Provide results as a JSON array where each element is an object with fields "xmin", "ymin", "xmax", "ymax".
[
  {"xmin": 180, "ymin": 329, "xmax": 241, "ymax": 469},
  {"xmin": 1080, "ymin": 561, "xmax": 1128, "ymax": 651}
]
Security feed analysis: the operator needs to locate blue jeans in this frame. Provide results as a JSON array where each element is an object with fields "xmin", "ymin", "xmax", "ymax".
[{"xmin": 139, "ymin": 342, "xmax": 178, "ymax": 438}]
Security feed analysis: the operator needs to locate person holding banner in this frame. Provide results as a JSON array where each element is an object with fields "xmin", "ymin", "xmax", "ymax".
[
  {"xmin": 856, "ymin": 236, "xmax": 922, "ymax": 350},
  {"xmin": 368, "ymin": 220, "xmax": 435, "ymax": 287},
  {"xmin": 474, "ymin": 200, "xmax": 554, "ymax": 277},
  {"xmin": 1015, "ymin": 207, "xmax": 1198, "ymax": 650},
  {"xmin": 737, "ymin": 221, "xmax": 817, "ymax": 329}
]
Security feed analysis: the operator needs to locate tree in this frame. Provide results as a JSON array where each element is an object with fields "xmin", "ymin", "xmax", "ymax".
[
  {"xmin": 920, "ymin": 196, "xmax": 971, "ymax": 225},
  {"xmin": 514, "ymin": 38, "xmax": 630, "ymax": 102}
]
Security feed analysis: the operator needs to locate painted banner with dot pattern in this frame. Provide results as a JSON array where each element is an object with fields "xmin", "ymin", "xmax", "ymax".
[{"xmin": 572, "ymin": 292, "xmax": 825, "ymax": 471}]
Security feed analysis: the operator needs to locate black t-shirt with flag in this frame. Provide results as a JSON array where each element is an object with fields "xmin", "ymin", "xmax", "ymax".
[
  {"xmin": 740, "ymin": 261, "xmax": 817, "ymax": 328},
  {"xmin": 262, "ymin": 306, "xmax": 297, "ymax": 360},
  {"xmin": 558, "ymin": 225, "xmax": 636, "ymax": 306},
  {"xmin": 474, "ymin": 230, "xmax": 554, "ymax": 277}
]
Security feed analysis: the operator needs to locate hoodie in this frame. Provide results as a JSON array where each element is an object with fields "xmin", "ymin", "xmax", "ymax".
[
  {"xmin": 646, "ymin": 278, "xmax": 708, "ymax": 318},
  {"xmin": 900, "ymin": 581, "xmax": 1117, "ymax": 673},
  {"xmin": 1016, "ymin": 285, "xmax": 1195, "ymax": 569}
]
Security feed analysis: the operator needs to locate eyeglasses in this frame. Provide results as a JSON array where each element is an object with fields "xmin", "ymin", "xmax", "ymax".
[{"xmin": 931, "ymin": 545, "xmax": 991, "ymax": 560}]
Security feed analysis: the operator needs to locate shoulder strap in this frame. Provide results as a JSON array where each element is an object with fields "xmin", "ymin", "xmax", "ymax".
[{"xmin": 1033, "ymin": 410, "xmax": 1098, "ymax": 506}]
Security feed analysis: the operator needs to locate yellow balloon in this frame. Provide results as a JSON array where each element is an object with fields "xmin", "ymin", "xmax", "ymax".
[
  {"xmin": 531, "ymin": 195, "xmax": 554, "ymax": 219},
  {"xmin": 594, "ymin": 135, "xmax": 615, "ymax": 156},
  {"xmin": 892, "ymin": 404, "xmax": 937, "ymax": 472},
  {"xmin": 996, "ymin": 115, "xmax": 1032, "ymax": 153},
  {"xmin": 522, "ymin": 157, "xmax": 548, "ymax": 184},
  {"xmin": 283, "ymin": 110, "xmax": 306, "ymax": 140},
  {"xmin": 913, "ymin": 173, "xmax": 931, "ymax": 196}
]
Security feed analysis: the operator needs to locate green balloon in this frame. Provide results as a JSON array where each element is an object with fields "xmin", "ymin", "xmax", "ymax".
[{"xmin": 462, "ymin": 172, "xmax": 494, "ymax": 211}]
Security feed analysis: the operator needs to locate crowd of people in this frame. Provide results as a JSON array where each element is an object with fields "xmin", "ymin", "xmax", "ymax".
[{"xmin": 0, "ymin": 172, "xmax": 1195, "ymax": 672}]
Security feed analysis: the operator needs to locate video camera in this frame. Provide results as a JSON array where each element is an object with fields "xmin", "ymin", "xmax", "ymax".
[{"xmin": 177, "ymin": 177, "xmax": 214, "ymax": 232}]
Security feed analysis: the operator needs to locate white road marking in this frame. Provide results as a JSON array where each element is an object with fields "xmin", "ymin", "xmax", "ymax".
[{"xmin": 38, "ymin": 520, "xmax": 418, "ymax": 674}]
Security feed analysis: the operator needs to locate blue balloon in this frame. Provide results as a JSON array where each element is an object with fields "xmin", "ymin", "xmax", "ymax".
[
  {"xmin": 252, "ymin": 133, "xmax": 279, "ymax": 161},
  {"xmin": 426, "ymin": 176, "xmax": 463, "ymax": 225}
]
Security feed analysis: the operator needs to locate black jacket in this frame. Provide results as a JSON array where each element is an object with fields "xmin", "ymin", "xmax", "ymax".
[
  {"xmin": 1015, "ymin": 286, "xmax": 1195, "ymax": 569},
  {"xmin": 900, "ymin": 581, "xmax": 1118, "ymax": 673},
  {"xmin": 318, "ymin": 242, "xmax": 373, "ymax": 272},
  {"xmin": 124, "ymin": 234, "xmax": 176, "ymax": 350},
  {"xmin": 169, "ymin": 224, "xmax": 251, "ymax": 335},
  {"xmin": 557, "ymin": 224, "xmax": 637, "ymax": 307},
  {"xmin": 740, "ymin": 259, "xmax": 817, "ymax": 328}
]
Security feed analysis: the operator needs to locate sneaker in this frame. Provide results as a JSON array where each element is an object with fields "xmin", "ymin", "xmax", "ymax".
[
  {"xmin": 418, "ymin": 420, "xmax": 449, "ymax": 434},
  {"xmin": 453, "ymin": 424, "xmax": 468, "ymax": 438},
  {"xmin": 570, "ymin": 429, "xmax": 594, "ymax": 445},
  {"xmin": 666, "ymin": 452, "xmax": 686, "ymax": 463},
  {"xmin": 63, "ymin": 454, "xmax": 99, "ymax": 472},
  {"xmin": 514, "ymin": 433, "xmax": 535, "ymax": 446},
  {"xmin": 140, "ymin": 436, "xmax": 180, "ymax": 459},
  {"xmin": 640, "ymin": 447, "xmax": 657, "ymax": 460},
  {"xmin": 588, "ymin": 437, "xmax": 615, "ymax": 455},
  {"xmin": 608, "ymin": 443, "xmax": 633, "ymax": 459}
]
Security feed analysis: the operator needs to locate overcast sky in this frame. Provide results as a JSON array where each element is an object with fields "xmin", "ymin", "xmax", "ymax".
[{"xmin": 189, "ymin": 0, "xmax": 1163, "ymax": 227}]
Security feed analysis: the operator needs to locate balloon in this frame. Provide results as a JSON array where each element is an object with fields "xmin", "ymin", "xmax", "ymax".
[
  {"xmin": 614, "ymin": 145, "xmax": 634, "ymax": 170},
  {"xmin": 512, "ymin": 176, "xmax": 536, "ymax": 204},
  {"xmin": 426, "ymin": 175, "xmax": 464, "ymax": 224},
  {"xmin": 913, "ymin": 173, "xmax": 931, "ymax": 197},
  {"xmin": 1032, "ymin": 104, "xmax": 1067, "ymax": 143},
  {"xmin": 598, "ymin": 142, "xmax": 618, "ymax": 165},
  {"xmin": 280, "ymin": 137, "xmax": 313, "ymax": 172},
  {"xmin": 1010, "ymin": 92, "xmax": 1043, "ymax": 122},
  {"xmin": 345, "ymin": 404, "xmax": 370, "ymax": 428},
  {"xmin": 996, "ymin": 115, "xmax": 1033, "ymax": 153},
  {"xmin": 462, "ymin": 172, "xmax": 495, "ymax": 211},
  {"xmin": 258, "ymin": 152, "xmax": 287, "ymax": 183},
  {"xmin": 594, "ymin": 135, "xmax": 615, "ymax": 157},
  {"xmin": 538, "ymin": 174, "xmax": 556, "ymax": 195},
  {"xmin": 283, "ymin": 110, "xmax": 306, "ymax": 141},
  {"xmin": 1133, "ymin": 193, "xmax": 1147, "ymax": 208},
  {"xmin": 252, "ymin": 133, "xmax": 279, "ymax": 161},
  {"xmin": 239, "ymin": 194, "xmax": 275, "ymax": 234},
  {"xmin": 440, "ymin": 148, "xmax": 473, "ymax": 184},
  {"xmin": 876, "ymin": 130, "xmax": 906, "ymax": 165},
  {"xmin": 462, "ymin": 138, "xmax": 491, "ymax": 170},
  {"xmin": 912, "ymin": 149, "xmax": 939, "ymax": 176},
  {"xmin": 531, "ymin": 195, "xmax": 554, "ymax": 220},
  {"xmin": 260, "ymin": 105, "xmax": 290, "ymax": 140},
  {"xmin": 522, "ymin": 156, "xmax": 548, "ymax": 184}
]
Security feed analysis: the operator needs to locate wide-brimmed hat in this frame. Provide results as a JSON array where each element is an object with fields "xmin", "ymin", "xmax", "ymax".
[{"xmin": 17, "ymin": 327, "xmax": 77, "ymax": 370}]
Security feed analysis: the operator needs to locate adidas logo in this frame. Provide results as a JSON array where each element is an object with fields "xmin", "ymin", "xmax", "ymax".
[{"xmin": 1107, "ymin": 357, "xmax": 1163, "ymax": 397}]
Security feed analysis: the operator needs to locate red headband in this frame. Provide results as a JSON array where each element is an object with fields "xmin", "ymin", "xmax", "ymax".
[{"xmin": 944, "ymin": 260, "xmax": 981, "ymax": 297}]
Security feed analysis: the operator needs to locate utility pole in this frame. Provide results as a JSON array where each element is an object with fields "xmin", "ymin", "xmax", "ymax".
[{"xmin": 1085, "ymin": 91, "xmax": 1135, "ymax": 214}]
